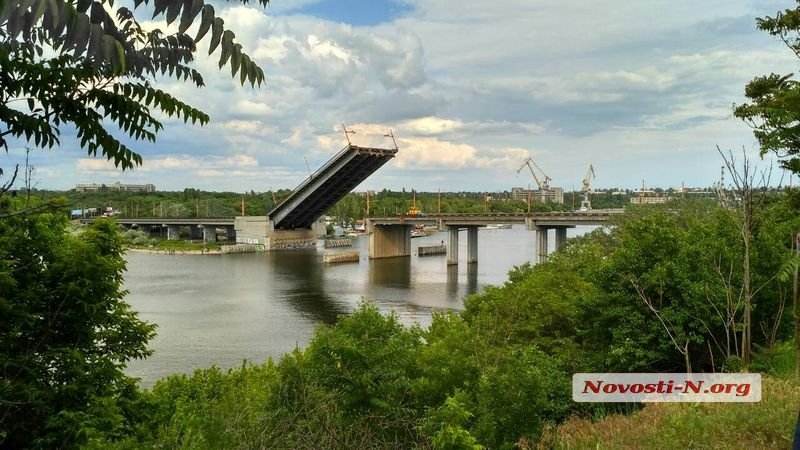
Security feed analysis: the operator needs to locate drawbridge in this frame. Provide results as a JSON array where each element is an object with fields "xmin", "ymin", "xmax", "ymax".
[{"xmin": 268, "ymin": 144, "xmax": 398, "ymax": 230}]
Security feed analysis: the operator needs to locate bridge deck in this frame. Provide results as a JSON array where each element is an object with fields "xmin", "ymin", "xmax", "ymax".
[
  {"xmin": 269, "ymin": 145, "xmax": 397, "ymax": 230},
  {"xmin": 367, "ymin": 211, "xmax": 620, "ymax": 227}
]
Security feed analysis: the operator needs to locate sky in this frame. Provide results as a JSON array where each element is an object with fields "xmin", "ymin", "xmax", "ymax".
[{"xmin": 4, "ymin": 0, "xmax": 800, "ymax": 193}]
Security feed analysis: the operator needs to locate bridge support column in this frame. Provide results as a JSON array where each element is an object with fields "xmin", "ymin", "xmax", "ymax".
[
  {"xmin": 202, "ymin": 225, "xmax": 216, "ymax": 242},
  {"xmin": 536, "ymin": 226, "xmax": 549, "ymax": 264},
  {"xmin": 555, "ymin": 226, "xmax": 568, "ymax": 250},
  {"xmin": 369, "ymin": 224, "xmax": 412, "ymax": 258},
  {"xmin": 466, "ymin": 226, "xmax": 478, "ymax": 264},
  {"xmin": 166, "ymin": 224, "xmax": 180, "ymax": 240},
  {"xmin": 225, "ymin": 225, "xmax": 236, "ymax": 242},
  {"xmin": 447, "ymin": 226, "xmax": 459, "ymax": 265}
]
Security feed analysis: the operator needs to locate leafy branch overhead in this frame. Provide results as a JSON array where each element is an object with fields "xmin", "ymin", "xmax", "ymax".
[
  {"xmin": 0, "ymin": 0, "xmax": 269, "ymax": 169},
  {"xmin": 734, "ymin": 2, "xmax": 800, "ymax": 174}
]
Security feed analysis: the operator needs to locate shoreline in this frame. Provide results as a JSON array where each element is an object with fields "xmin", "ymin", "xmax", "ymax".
[{"xmin": 125, "ymin": 247, "xmax": 222, "ymax": 255}]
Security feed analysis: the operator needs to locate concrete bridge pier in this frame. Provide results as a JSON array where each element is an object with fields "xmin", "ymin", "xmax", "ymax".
[
  {"xmin": 369, "ymin": 224, "xmax": 413, "ymax": 259},
  {"xmin": 467, "ymin": 226, "xmax": 478, "ymax": 264},
  {"xmin": 447, "ymin": 226, "xmax": 459, "ymax": 265},
  {"xmin": 555, "ymin": 227, "xmax": 568, "ymax": 250},
  {"xmin": 535, "ymin": 225, "xmax": 575, "ymax": 263},
  {"xmin": 225, "ymin": 225, "xmax": 236, "ymax": 242},
  {"xmin": 535, "ymin": 226, "xmax": 549, "ymax": 264},
  {"xmin": 201, "ymin": 225, "xmax": 216, "ymax": 242},
  {"xmin": 166, "ymin": 224, "xmax": 180, "ymax": 240}
]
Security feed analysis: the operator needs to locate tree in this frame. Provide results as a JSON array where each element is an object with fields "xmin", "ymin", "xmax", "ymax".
[
  {"xmin": 1, "ymin": 0, "xmax": 268, "ymax": 171},
  {"xmin": 1, "ymin": 1, "xmax": 273, "ymax": 446},
  {"xmin": 0, "ymin": 212, "xmax": 157, "ymax": 447},
  {"xmin": 733, "ymin": 2, "xmax": 800, "ymax": 174}
]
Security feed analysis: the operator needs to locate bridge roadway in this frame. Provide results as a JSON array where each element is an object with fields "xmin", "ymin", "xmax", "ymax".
[
  {"xmin": 101, "ymin": 210, "xmax": 619, "ymax": 263},
  {"xmin": 92, "ymin": 217, "xmax": 236, "ymax": 242},
  {"xmin": 367, "ymin": 210, "xmax": 620, "ymax": 264}
]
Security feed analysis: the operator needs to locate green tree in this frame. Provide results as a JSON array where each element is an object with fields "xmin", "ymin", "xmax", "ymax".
[
  {"xmin": 0, "ymin": 213, "xmax": 156, "ymax": 447},
  {"xmin": 733, "ymin": 1, "xmax": 800, "ymax": 174},
  {"xmin": 1, "ymin": 0, "xmax": 274, "ymax": 446},
  {"xmin": 1, "ymin": 0, "xmax": 268, "ymax": 171}
]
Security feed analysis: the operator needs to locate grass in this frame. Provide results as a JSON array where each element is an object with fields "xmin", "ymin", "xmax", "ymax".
[
  {"xmin": 536, "ymin": 341, "xmax": 800, "ymax": 450},
  {"xmin": 536, "ymin": 342, "xmax": 799, "ymax": 449},
  {"xmin": 537, "ymin": 376, "xmax": 799, "ymax": 449},
  {"xmin": 130, "ymin": 238, "xmax": 221, "ymax": 252}
]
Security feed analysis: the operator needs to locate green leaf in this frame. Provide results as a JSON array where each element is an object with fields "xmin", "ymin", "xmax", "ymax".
[
  {"xmin": 194, "ymin": 4, "xmax": 214, "ymax": 42},
  {"xmin": 208, "ymin": 16, "xmax": 223, "ymax": 54},
  {"xmin": 178, "ymin": 0, "xmax": 203, "ymax": 34},
  {"xmin": 165, "ymin": 0, "xmax": 181, "ymax": 25}
]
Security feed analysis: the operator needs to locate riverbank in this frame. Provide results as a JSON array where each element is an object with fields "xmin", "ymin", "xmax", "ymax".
[{"xmin": 126, "ymin": 247, "xmax": 222, "ymax": 255}]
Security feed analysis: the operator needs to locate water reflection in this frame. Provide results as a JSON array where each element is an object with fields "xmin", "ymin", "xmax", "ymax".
[
  {"xmin": 467, "ymin": 263, "xmax": 478, "ymax": 294},
  {"xmin": 267, "ymin": 249, "xmax": 347, "ymax": 325},
  {"xmin": 368, "ymin": 257, "xmax": 412, "ymax": 288}
]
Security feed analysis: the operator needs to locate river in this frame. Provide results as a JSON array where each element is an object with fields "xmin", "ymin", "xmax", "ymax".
[{"xmin": 123, "ymin": 225, "xmax": 592, "ymax": 386}]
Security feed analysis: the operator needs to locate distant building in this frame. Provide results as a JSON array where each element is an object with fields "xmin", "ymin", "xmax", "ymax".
[
  {"xmin": 511, "ymin": 186, "xmax": 564, "ymax": 204},
  {"xmin": 74, "ymin": 182, "xmax": 155, "ymax": 192},
  {"xmin": 630, "ymin": 190, "xmax": 668, "ymax": 204}
]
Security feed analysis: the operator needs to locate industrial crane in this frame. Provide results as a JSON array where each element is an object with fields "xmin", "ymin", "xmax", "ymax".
[
  {"xmin": 517, "ymin": 158, "xmax": 552, "ymax": 202},
  {"xmin": 580, "ymin": 164, "xmax": 595, "ymax": 211}
]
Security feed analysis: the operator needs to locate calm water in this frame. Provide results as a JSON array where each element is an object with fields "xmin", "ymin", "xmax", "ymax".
[{"xmin": 124, "ymin": 226, "xmax": 592, "ymax": 386}]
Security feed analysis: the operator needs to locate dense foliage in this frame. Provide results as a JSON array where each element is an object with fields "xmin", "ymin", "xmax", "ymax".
[{"xmin": 0, "ymin": 203, "xmax": 155, "ymax": 448}]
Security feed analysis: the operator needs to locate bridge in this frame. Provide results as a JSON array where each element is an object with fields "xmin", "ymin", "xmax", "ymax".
[
  {"xmin": 269, "ymin": 144, "xmax": 398, "ymax": 230},
  {"xmin": 366, "ymin": 211, "xmax": 620, "ymax": 264},
  {"xmin": 96, "ymin": 143, "xmax": 397, "ymax": 247},
  {"xmin": 99, "ymin": 210, "xmax": 618, "ymax": 262},
  {"xmin": 230, "ymin": 143, "xmax": 399, "ymax": 248},
  {"xmin": 81, "ymin": 217, "xmax": 236, "ymax": 241}
]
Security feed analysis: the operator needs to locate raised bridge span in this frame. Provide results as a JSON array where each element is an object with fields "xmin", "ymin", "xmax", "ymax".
[{"xmin": 268, "ymin": 144, "xmax": 398, "ymax": 230}]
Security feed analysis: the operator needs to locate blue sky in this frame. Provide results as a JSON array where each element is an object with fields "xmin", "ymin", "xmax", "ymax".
[
  {"xmin": 3, "ymin": 0, "xmax": 800, "ymax": 193},
  {"xmin": 293, "ymin": 0, "xmax": 411, "ymax": 26}
]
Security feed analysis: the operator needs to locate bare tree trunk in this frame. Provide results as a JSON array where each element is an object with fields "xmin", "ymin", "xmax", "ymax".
[
  {"xmin": 742, "ymin": 224, "xmax": 752, "ymax": 367},
  {"xmin": 684, "ymin": 340, "xmax": 692, "ymax": 374}
]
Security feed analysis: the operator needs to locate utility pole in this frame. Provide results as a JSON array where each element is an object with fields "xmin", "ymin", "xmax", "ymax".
[
  {"xmin": 572, "ymin": 185, "xmax": 575, "ymax": 210},
  {"xmin": 241, "ymin": 197, "xmax": 245, "ymax": 215}
]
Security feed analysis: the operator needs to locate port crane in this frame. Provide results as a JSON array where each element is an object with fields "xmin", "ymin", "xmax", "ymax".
[
  {"xmin": 517, "ymin": 158, "xmax": 552, "ymax": 202},
  {"xmin": 580, "ymin": 164, "xmax": 595, "ymax": 211}
]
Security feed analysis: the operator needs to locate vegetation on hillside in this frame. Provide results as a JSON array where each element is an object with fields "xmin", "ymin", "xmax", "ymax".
[
  {"xmin": 5, "ymin": 0, "xmax": 800, "ymax": 448},
  {"xmin": 69, "ymin": 194, "xmax": 800, "ymax": 449}
]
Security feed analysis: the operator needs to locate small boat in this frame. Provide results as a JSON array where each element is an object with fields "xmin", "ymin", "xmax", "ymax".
[{"xmin": 411, "ymin": 229, "xmax": 428, "ymax": 238}]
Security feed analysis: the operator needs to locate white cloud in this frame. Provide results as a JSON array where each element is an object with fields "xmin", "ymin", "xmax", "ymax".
[{"xmin": 7, "ymin": 0, "xmax": 800, "ymax": 193}]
